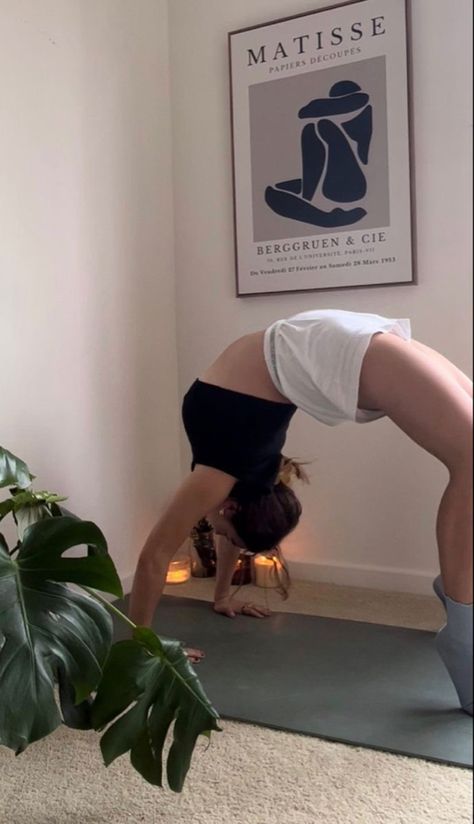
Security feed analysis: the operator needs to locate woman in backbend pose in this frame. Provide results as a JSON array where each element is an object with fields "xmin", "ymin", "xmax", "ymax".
[{"xmin": 129, "ymin": 309, "xmax": 473, "ymax": 716}]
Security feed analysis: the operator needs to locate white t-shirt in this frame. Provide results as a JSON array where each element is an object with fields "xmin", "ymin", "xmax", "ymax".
[{"xmin": 263, "ymin": 309, "xmax": 411, "ymax": 426}]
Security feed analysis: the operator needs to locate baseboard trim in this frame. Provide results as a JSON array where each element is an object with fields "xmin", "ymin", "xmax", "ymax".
[
  {"xmin": 286, "ymin": 560, "xmax": 438, "ymax": 596},
  {"xmin": 120, "ymin": 563, "xmax": 438, "ymax": 597}
]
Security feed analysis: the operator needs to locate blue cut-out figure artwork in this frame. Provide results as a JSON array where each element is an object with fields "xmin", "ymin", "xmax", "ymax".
[{"xmin": 265, "ymin": 80, "xmax": 373, "ymax": 229}]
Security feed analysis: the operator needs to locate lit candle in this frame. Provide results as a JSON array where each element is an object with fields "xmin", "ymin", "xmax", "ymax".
[
  {"xmin": 166, "ymin": 558, "xmax": 191, "ymax": 584},
  {"xmin": 253, "ymin": 553, "xmax": 283, "ymax": 588}
]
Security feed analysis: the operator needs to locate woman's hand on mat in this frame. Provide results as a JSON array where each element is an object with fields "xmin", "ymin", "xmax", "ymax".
[{"xmin": 213, "ymin": 598, "xmax": 272, "ymax": 619}]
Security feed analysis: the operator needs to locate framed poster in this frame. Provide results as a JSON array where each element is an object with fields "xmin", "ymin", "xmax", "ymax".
[{"xmin": 229, "ymin": 0, "xmax": 415, "ymax": 296}]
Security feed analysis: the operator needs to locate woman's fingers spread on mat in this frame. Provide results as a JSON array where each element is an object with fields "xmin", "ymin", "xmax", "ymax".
[
  {"xmin": 237, "ymin": 601, "xmax": 272, "ymax": 618},
  {"xmin": 244, "ymin": 604, "xmax": 272, "ymax": 618},
  {"xmin": 215, "ymin": 600, "xmax": 272, "ymax": 619}
]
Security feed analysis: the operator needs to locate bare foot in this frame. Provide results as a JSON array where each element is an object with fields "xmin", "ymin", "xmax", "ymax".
[{"xmin": 184, "ymin": 647, "xmax": 205, "ymax": 664}]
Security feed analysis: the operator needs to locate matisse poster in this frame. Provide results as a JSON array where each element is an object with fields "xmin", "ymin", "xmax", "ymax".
[{"xmin": 229, "ymin": 0, "xmax": 415, "ymax": 296}]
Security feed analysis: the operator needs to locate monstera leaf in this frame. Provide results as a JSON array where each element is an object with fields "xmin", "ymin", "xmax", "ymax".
[
  {"xmin": 0, "ymin": 446, "xmax": 34, "ymax": 490},
  {"xmin": 92, "ymin": 627, "xmax": 221, "ymax": 793},
  {"xmin": 0, "ymin": 516, "xmax": 122, "ymax": 752},
  {"xmin": 0, "ymin": 489, "xmax": 68, "ymax": 540},
  {"xmin": 0, "ymin": 454, "xmax": 222, "ymax": 793}
]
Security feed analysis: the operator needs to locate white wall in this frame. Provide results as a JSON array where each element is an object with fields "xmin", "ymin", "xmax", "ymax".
[
  {"xmin": 169, "ymin": 0, "xmax": 473, "ymax": 593},
  {"xmin": 0, "ymin": 0, "xmax": 180, "ymax": 580}
]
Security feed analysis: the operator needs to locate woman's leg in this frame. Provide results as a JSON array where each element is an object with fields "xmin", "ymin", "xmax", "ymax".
[
  {"xmin": 409, "ymin": 338, "xmax": 473, "ymax": 398},
  {"xmin": 359, "ymin": 334, "xmax": 473, "ymax": 713},
  {"xmin": 359, "ymin": 333, "xmax": 473, "ymax": 604},
  {"xmin": 405, "ymin": 338, "xmax": 472, "ymax": 604}
]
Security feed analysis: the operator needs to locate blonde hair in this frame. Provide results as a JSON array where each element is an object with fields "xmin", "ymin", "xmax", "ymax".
[
  {"xmin": 271, "ymin": 456, "xmax": 310, "ymax": 599},
  {"xmin": 276, "ymin": 455, "xmax": 310, "ymax": 487}
]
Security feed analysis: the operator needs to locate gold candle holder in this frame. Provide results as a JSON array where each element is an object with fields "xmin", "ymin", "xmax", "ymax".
[
  {"xmin": 166, "ymin": 557, "xmax": 191, "ymax": 585},
  {"xmin": 252, "ymin": 553, "xmax": 283, "ymax": 588}
]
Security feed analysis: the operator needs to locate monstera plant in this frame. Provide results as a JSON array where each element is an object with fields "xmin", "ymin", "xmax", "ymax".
[{"xmin": 0, "ymin": 445, "xmax": 220, "ymax": 792}]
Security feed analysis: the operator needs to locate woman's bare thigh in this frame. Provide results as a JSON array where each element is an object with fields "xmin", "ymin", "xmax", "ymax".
[
  {"xmin": 409, "ymin": 338, "xmax": 473, "ymax": 397},
  {"xmin": 358, "ymin": 333, "xmax": 473, "ymax": 471}
]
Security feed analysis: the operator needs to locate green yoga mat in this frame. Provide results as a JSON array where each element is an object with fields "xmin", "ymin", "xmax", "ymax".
[{"xmin": 114, "ymin": 595, "xmax": 473, "ymax": 769}]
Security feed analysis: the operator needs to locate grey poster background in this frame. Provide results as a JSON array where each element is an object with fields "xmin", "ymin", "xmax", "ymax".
[{"xmin": 249, "ymin": 56, "xmax": 389, "ymax": 242}]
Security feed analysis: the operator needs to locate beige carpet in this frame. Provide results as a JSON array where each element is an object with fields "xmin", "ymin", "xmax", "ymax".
[{"xmin": 1, "ymin": 580, "xmax": 472, "ymax": 824}]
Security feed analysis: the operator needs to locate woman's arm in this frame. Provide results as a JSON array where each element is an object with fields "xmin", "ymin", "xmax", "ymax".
[
  {"xmin": 213, "ymin": 535, "xmax": 242, "ymax": 604},
  {"xmin": 128, "ymin": 465, "xmax": 236, "ymax": 626},
  {"xmin": 213, "ymin": 536, "xmax": 272, "ymax": 619}
]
